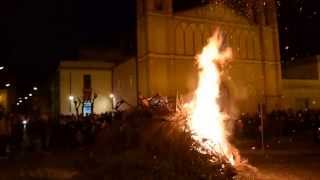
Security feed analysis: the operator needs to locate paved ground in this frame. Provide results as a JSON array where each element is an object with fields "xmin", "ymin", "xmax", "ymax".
[
  {"xmin": 236, "ymin": 135, "xmax": 320, "ymax": 179},
  {"xmin": 1, "ymin": 136, "xmax": 320, "ymax": 179},
  {"xmin": 243, "ymin": 153, "xmax": 320, "ymax": 180},
  {"xmin": 0, "ymin": 151, "xmax": 79, "ymax": 180},
  {"xmin": 1, "ymin": 152, "xmax": 319, "ymax": 180}
]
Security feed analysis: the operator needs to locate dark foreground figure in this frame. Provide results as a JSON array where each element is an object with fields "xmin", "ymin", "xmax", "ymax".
[
  {"xmin": 0, "ymin": 109, "xmax": 237, "ymax": 179},
  {"xmin": 74, "ymin": 109, "xmax": 237, "ymax": 179}
]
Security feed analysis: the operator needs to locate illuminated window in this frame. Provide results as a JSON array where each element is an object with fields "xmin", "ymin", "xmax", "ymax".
[{"xmin": 83, "ymin": 101, "xmax": 92, "ymax": 117}]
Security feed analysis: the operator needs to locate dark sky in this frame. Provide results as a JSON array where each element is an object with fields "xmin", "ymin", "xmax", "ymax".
[
  {"xmin": 0, "ymin": 0, "xmax": 135, "ymax": 64},
  {"xmin": 0, "ymin": 0, "xmax": 135, "ymax": 91},
  {"xmin": 0, "ymin": 0, "xmax": 319, "ymax": 92},
  {"xmin": 278, "ymin": 0, "xmax": 320, "ymax": 62}
]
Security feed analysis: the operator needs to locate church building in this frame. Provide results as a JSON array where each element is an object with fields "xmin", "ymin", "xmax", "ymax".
[
  {"xmin": 56, "ymin": 0, "xmax": 282, "ymax": 115},
  {"xmin": 136, "ymin": 0, "xmax": 281, "ymax": 113}
]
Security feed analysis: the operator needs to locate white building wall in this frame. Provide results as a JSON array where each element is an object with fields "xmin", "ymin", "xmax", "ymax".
[
  {"xmin": 113, "ymin": 58, "xmax": 137, "ymax": 107},
  {"xmin": 282, "ymin": 79, "xmax": 320, "ymax": 110},
  {"xmin": 59, "ymin": 62, "xmax": 113, "ymax": 115}
]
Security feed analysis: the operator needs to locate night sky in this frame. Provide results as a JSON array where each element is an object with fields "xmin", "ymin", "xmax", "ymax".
[
  {"xmin": 278, "ymin": 0, "xmax": 320, "ymax": 62},
  {"xmin": 0, "ymin": 0, "xmax": 135, "ymax": 92},
  {"xmin": 0, "ymin": 0, "xmax": 319, "ymax": 93}
]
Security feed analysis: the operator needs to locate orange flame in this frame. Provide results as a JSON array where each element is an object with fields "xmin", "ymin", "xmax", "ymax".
[{"xmin": 185, "ymin": 30, "xmax": 238, "ymax": 165}]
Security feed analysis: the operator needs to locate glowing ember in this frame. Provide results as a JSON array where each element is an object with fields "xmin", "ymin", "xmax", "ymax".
[{"xmin": 185, "ymin": 30, "xmax": 238, "ymax": 165}]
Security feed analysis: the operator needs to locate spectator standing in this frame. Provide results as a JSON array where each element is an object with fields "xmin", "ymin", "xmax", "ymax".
[{"xmin": 0, "ymin": 108, "xmax": 11, "ymax": 158}]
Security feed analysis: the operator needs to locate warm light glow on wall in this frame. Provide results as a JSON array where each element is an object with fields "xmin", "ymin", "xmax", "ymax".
[
  {"xmin": 94, "ymin": 95, "xmax": 112, "ymax": 114},
  {"xmin": 0, "ymin": 91, "xmax": 8, "ymax": 109},
  {"xmin": 69, "ymin": 95, "xmax": 74, "ymax": 101}
]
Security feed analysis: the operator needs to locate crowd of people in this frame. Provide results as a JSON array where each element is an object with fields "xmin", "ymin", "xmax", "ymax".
[
  {"xmin": 235, "ymin": 109, "xmax": 320, "ymax": 140},
  {"xmin": 0, "ymin": 106, "xmax": 113, "ymax": 158},
  {"xmin": 2, "ymin": 104, "xmax": 320, "ymax": 158}
]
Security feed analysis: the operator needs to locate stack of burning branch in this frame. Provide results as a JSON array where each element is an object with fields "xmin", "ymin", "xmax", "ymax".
[
  {"xmin": 138, "ymin": 93, "xmax": 171, "ymax": 114},
  {"xmin": 73, "ymin": 30, "xmax": 259, "ymax": 179},
  {"xmin": 74, "ymin": 108, "xmax": 237, "ymax": 179}
]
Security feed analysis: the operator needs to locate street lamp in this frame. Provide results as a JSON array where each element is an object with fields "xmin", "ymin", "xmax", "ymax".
[
  {"xmin": 29, "ymin": 93, "xmax": 33, "ymax": 97},
  {"xmin": 109, "ymin": 93, "xmax": 116, "ymax": 110},
  {"xmin": 69, "ymin": 95, "xmax": 74, "ymax": 101},
  {"xmin": 68, "ymin": 95, "xmax": 74, "ymax": 113},
  {"xmin": 33, "ymin": 86, "xmax": 38, "ymax": 91},
  {"xmin": 24, "ymin": 97, "xmax": 28, "ymax": 100},
  {"xmin": 5, "ymin": 83, "xmax": 10, "ymax": 87},
  {"xmin": 0, "ymin": 66, "xmax": 4, "ymax": 70},
  {"xmin": 19, "ymin": 100, "xmax": 23, "ymax": 103}
]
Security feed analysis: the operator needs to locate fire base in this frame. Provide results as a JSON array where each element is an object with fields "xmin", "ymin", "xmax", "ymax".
[{"xmin": 74, "ymin": 109, "xmax": 238, "ymax": 179}]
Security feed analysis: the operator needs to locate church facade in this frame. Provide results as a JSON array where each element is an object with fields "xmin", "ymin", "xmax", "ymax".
[{"xmin": 136, "ymin": 0, "xmax": 282, "ymax": 113}]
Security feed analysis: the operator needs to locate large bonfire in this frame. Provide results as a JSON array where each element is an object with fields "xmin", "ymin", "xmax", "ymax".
[
  {"xmin": 74, "ymin": 30, "xmax": 255, "ymax": 180},
  {"xmin": 184, "ymin": 29, "xmax": 240, "ymax": 166}
]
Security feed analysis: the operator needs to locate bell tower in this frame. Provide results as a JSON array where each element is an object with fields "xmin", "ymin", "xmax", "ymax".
[
  {"xmin": 255, "ymin": 0, "xmax": 282, "ymax": 111},
  {"xmin": 137, "ymin": 0, "xmax": 174, "ymax": 96},
  {"xmin": 138, "ymin": 0, "xmax": 172, "ymax": 14}
]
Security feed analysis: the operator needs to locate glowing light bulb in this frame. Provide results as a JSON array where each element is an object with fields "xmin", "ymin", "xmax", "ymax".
[{"xmin": 69, "ymin": 95, "xmax": 74, "ymax": 101}]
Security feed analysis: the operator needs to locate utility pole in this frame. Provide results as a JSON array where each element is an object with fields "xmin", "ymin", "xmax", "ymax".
[
  {"xmin": 257, "ymin": 0, "xmax": 267, "ymax": 153},
  {"xmin": 259, "ymin": 103, "xmax": 265, "ymax": 152}
]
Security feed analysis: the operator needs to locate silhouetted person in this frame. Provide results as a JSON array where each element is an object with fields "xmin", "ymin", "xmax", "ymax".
[{"xmin": 0, "ymin": 108, "xmax": 10, "ymax": 158}]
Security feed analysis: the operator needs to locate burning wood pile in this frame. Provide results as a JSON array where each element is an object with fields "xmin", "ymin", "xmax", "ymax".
[
  {"xmin": 74, "ymin": 30, "xmax": 256, "ymax": 179},
  {"xmin": 75, "ymin": 109, "xmax": 237, "ymax": 179}
]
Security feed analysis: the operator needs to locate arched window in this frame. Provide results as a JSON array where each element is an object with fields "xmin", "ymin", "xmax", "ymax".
[
  {"xmin": 185, "ymin": 25, "xmax": 195, "ymax": 55},
  {"xmin": 219, "ymin": 82, "xmax": 231, "ymax": 114},
  {"xmin": 252, "ymin": 7, "xmax": 259, "ymax": 24},
  {"xmin": 220, "ymin": 31, "xmax": 229, "ymax": 50},
  {"xmin": 139, "ymin": 0, "xmax": 146, "ymax": 16},
  {"xmin": 142, "ymin": 0, "xmax": 146, "ymax": 15},
  {"xmin": 175, "ymin": 25, "xmax": 185, "ymax": 55}
]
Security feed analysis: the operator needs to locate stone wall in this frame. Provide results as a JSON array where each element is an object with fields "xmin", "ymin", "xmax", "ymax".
[{"xmin": 59, "ymin": 61, "xmax": 113, "ymax": 115}]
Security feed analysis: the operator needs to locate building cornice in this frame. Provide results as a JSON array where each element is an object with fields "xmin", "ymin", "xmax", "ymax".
[{"xmin": 138, "ymin": 53, "xmax": 280, "ymax": 65}]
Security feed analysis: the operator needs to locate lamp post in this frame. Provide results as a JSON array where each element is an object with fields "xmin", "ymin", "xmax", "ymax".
[
  {"xmin": 109, "ymin": 93, "xmax": 116, "ymax": 120},
  {"xmin": 109, "ymin": 93, "xmax": 115, "ymax": 110},
  {"xmin": 259, "ymin": 103, "xmax": 265, "ymax": 152},
  {"xmin": 69, "ymin": 95, "xmax": 74, "ymax": 113}
]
